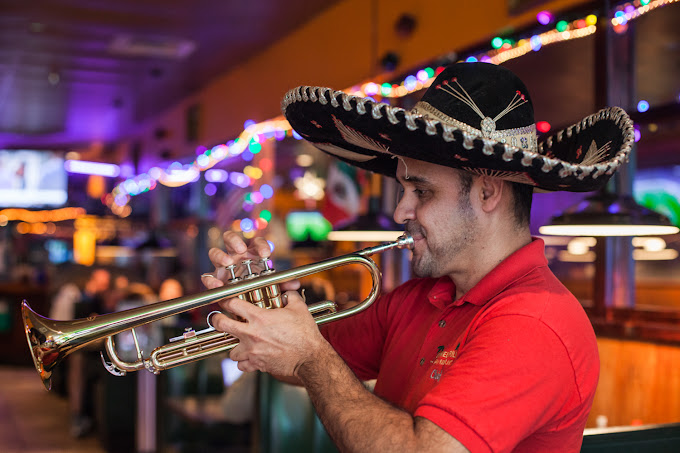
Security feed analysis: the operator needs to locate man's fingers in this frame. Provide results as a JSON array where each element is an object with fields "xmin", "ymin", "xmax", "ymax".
[
  {"xmin": 281, "ymin": 280, "xmax": 301, "ymax": 292},
  {"xmin": 247, "ymin": 237, "xmax": 273, "ymax": 259},
  {"xmin": 211, "ymin": 311, "xmax": 248, "ymax": 336},
  {"xmin": 223, "ymin": 231, "xmax": 248, "ymax": 255},
  {"xmin": 217, "ymin": 297, "xmax": 263, "ymax": 323},
  {"xmin": 282, "ymin": 290, "xmax": 303, "ymax": 304},
  {"xmin": 201, "ymin": 273, "xmax": 224, "ymax": 290},
  {"xmin": 208, "ymin": 247, "xmax": 237, "ymax": 268}
]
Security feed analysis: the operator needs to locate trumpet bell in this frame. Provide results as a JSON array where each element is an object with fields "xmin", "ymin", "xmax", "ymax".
[{"xmin": 23, "ymin": 301, "xmax": 64, "ymax": 390}]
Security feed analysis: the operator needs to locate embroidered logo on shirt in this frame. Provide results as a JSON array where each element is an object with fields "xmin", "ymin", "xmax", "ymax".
[{"xmin": 429, "ymin": 343, "xmax": 460, "ymax": 382}]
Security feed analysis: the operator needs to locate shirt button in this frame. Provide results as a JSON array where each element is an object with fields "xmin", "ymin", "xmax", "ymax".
[
  {"xmin": 439, "ymin": 320, "xmax": 446, "ymax": 328},
  {"xmin": 419, "ymin": 358, "xmax": 425, "ymax": 365}
]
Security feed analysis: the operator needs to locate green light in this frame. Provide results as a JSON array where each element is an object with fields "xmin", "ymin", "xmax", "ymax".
[
  {"xmin": 249, "ymin": 142, "xmax": 262, "ymax": 154},
  {"xmin": 380, "ymin": 83, "xmax": 392, "ymax": 96},
  {"xmin": 641, "ymin": 0, "xmax": 650, "ymax": 4},
  {"xmin": 309, "ymin": 217, "xmax": 332, "ymax": 241},
  {"xmin": 285, "ymin": 212, "xmax": 331, "ymax": 242},
  {"xmin": 260, "ymin": 209, "xmax": 272, "ymax": 222},
  {"xmin": 556, "ymin": 20, "xmax": 569, "ymax": 32},
  {"xmin": 244, "ymin": 193, "xmax": 252, "ymax": 202},
  {"xmin": 491, "ymin": 37, "xmax": 503, "ymax": 49},
  {"xmin": 286, "ymin": 216, "xmax": 308, "ymax": 241},
  {"xmin": 424, "ymin": 67, "xmax": 434, "ymax": 78}
]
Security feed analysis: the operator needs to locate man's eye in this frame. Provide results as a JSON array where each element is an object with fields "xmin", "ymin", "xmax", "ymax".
[{"xmin": 414, "ymin": 189, "xmax": 427, "ymax": 197}]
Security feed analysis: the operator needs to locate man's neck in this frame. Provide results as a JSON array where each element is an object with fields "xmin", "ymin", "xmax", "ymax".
[{"xmin": 450, "ymin": 226, "xmax": 532, "ymax": 301}]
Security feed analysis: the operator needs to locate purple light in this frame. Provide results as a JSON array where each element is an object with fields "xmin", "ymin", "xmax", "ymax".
[
  {"xmin": 242, "ymin": 201, "xmax": 254, "ymax": 212},
  {"xmin": 240, "ymin": 218, "xmax": 254, "ymax": 232},
  {"xmin": 196, "ymin": 154, "xmax": 210, "ymax": 168},
  {"xmin": 634, "ymin": 127, "xmax": 641, "ymax": 142},
  {"xmin": 123, "ymin": 179, "xmax": 139, "ymax": 194},
  {"xmin": 195, "ymin": 145, "xmax": 207, "ymax": 155},
  {"xmin": 205, "ymin": 169, "xmax": 228, "ymax": 183},
  {"xmin": 243, "ymin": 119, "xmax": 256, "ymax": 130},
  {"xmin": 404, "ymin": 75, "xmax": 417, "ymax": 91},
  {"xmin": 624, "ymin": 5, "xmax": 635, "ymax": 13},
  {"xmin": 114, "ymin": 194, "xmax": 128, "ymax": 206},
  {"xmin": 416, "ymin": 70, "xmax": 429, "ymax": 82},
  {"xmin": 119, "ymin": 163, "xmax": 135, "ymax": 178},
  {"xmin": 537, "ymin": 11, "xmax": 553, "ymax": 25},
  {"xmin": 275, "ymin": 130, "xmax": 286, "ymax": 141},
  {"xmin": 211, "ymin": 145, "xmax": 227, "ymax": 159},
  {"xmin": 64, "ymin": 160, "xmax": 120, "ymax": 177},
  {"xmin": 364, "ymin": 83, "xmax": 379, "ymax": 95},
  {"xmin": 480, "ymin": 56, "xmax": 492, "ymax": 63},
  {"xmin": 292, "ymin": 130, "xmax": 303, "ymax": 140},
  {"xmin": 241, "ymin": 151, "xmax": 254, "ymax": 162},
  {"xmin": 204, "ymin": 183, "xmax": 217, "ymax": 196},
  {"xmin": 251, "ymin": 192, "xmax": 264, "ymax": 204},
  {"xmin": 530, "ymin": 35, "xmax": 542, "ymax": 51},
  {"xmin": 637, "ymin": 100, "xmax": 650, "ymax": 113},
  {"xmin": 260, "ymin": 184, "xmax": 274, "ymax": 199},
  {"xmin": 229, "ymin": 172, "xmax": 250, "ymax": 188},
  {"xmin": 267, "ymin": 240, "xmax": 275, "ymax": 253}
]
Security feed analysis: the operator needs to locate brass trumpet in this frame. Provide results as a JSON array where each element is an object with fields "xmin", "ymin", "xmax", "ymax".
[{"xmin": 23, "ymin": 234, "xmax": 413, "ymax": 390}]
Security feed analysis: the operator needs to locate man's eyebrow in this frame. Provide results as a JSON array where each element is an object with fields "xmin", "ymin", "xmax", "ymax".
[{"xmin": 397, "ymin": 174, "xmax": 429, "ymax": 184}]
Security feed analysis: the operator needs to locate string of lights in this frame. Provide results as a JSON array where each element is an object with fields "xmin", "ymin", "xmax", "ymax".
[{"xmin": 105, "ymin": 0, "xmax": 677, "ymax": 238}]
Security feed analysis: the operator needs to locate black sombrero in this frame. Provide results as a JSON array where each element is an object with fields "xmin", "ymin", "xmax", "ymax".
[{"xmin": 281, "ymin": 62, "xmax": 634, "ymax": 192}]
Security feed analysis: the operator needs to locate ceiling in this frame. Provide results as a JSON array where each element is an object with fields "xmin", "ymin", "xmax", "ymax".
[
  {"xmin": 0, "ymin": 0, "xmax": 678, "ymax": 167},
  {"xmin": 0, "ymin": 0, "xmax": 342, "ymax": 148}
]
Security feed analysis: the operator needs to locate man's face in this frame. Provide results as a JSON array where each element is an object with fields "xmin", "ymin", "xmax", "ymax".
[{"xmin": 393, "ymin": 158, "xmax": 478, "ymax": 278}]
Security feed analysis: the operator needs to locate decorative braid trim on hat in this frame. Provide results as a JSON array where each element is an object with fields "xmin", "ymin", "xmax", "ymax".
[
  {"xmin": 413, "ymin": 101, "xmax": 537, "ymax": 151},
  {"xmin": 538, "ymin": 106, "xmax": 634, "ymax": 178},
  {"xmin": 281, "ymin": 86, "xmax": 634, "ymax": 186}
]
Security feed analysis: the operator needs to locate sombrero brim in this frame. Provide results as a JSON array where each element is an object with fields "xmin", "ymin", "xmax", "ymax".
[{"xmin": 282, "ymin": 86, "xmax": 634, "ymax": 192}]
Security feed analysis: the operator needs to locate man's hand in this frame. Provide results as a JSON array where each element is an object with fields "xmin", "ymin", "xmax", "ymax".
[
  {"xmin": 211, "ymin": 291, "xmax": 326, "ymax": 377},
  {"xmin": 202, "ymin": 231, "xmax": 300, "ymax": 291}
]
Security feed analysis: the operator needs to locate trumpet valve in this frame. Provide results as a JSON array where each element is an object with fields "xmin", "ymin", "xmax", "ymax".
[
  {"xmin": 259, "ymin": 258, "xmax": 283, "ymax": 309},
  {"xmin": 242, "ymin": 260, "xmax": 266, "ymax": 308}
]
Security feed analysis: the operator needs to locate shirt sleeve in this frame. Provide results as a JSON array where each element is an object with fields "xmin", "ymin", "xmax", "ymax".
[
  {"xmin": 320, "ymin": 295, "xmax": 388, "ymax": 381},
  {"xmin": 414, "ymin": 314, "xmax": 578, "ymax": 453}
]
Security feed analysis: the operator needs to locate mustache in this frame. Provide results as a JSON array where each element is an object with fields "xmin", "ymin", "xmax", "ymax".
[{"xmin": 405, "ymin": 221, "xmax": 425, "ymax": 238}]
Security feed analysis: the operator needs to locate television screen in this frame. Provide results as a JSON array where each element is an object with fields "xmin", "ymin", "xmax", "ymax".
[{"xmin": 0, "ymin": 149, "xmax": 68, "ymax": 208}]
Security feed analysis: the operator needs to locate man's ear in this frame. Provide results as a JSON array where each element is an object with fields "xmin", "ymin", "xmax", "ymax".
[{"xmin": 477, "ymin": 176, "xmax": 505, "ymax": 213}]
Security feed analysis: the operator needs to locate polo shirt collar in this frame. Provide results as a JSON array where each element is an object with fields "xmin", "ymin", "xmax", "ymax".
[{"xmin": 426, "ymin": 238, "xmax": 547, "ymax": 310}]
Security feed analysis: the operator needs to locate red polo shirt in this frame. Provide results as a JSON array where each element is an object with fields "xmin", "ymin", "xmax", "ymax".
[{"xmin": 322, "ymin": 238, "xmax": 599, "ymax": 453}]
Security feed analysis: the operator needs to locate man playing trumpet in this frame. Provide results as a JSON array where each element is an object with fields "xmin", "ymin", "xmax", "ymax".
[{"xmin": 203, "ymin": 62, "xmax": 633, "ymax": 452}]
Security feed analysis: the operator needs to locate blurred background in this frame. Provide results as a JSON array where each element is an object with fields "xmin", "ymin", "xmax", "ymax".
[{"xmin": 0, "ymin": 0, "xmax": 679, "ymax": 452}]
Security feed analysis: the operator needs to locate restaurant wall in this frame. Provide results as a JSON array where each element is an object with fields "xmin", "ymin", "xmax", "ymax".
[
  {"xmin": 120, "ymin": 0, "xmax": 590, "ymax": 169},
  {"xmin": 589, "ymin": 337, "xmax": 680, "ymax": 428}
]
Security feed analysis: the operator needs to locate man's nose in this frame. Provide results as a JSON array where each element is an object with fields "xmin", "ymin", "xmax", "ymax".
[{"xmin": 393, "ymin": 196, "xmax": 414, "ymax": 225}]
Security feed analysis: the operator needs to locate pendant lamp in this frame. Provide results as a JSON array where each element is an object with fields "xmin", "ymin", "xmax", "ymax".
[{"xmin": 539, "ymin": 190, "xmax": 679, "ymax": 237}]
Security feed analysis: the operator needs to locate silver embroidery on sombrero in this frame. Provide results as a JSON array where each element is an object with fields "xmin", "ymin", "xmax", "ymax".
[
  {"xmin": 412, "ymin": 101, "xmax": 537, "ymax": 152},
  {"xmin": 581, "ymin": 140, "xmax": 611, "ymax": 166},
  {"xmin": 462, "ymin": 167, "xmax": 537, "ymax": 186},
  {"xmin": 332, "ymin": 114, "xmax": 392, "ymax": 155},
  {"xmin": 313, "ymin": 143, "xmax": 377, "ymax": 162}
]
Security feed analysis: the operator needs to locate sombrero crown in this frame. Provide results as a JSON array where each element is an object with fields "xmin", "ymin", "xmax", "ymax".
[{"xmin": 282, "ymin": 62, "xmax": 634, "ymax": 192}]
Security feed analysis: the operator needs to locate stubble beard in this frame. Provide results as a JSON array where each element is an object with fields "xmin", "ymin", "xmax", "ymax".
[{"xmin": 407, "ymin": 196, "xmax": 478, "ymax": 278}]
